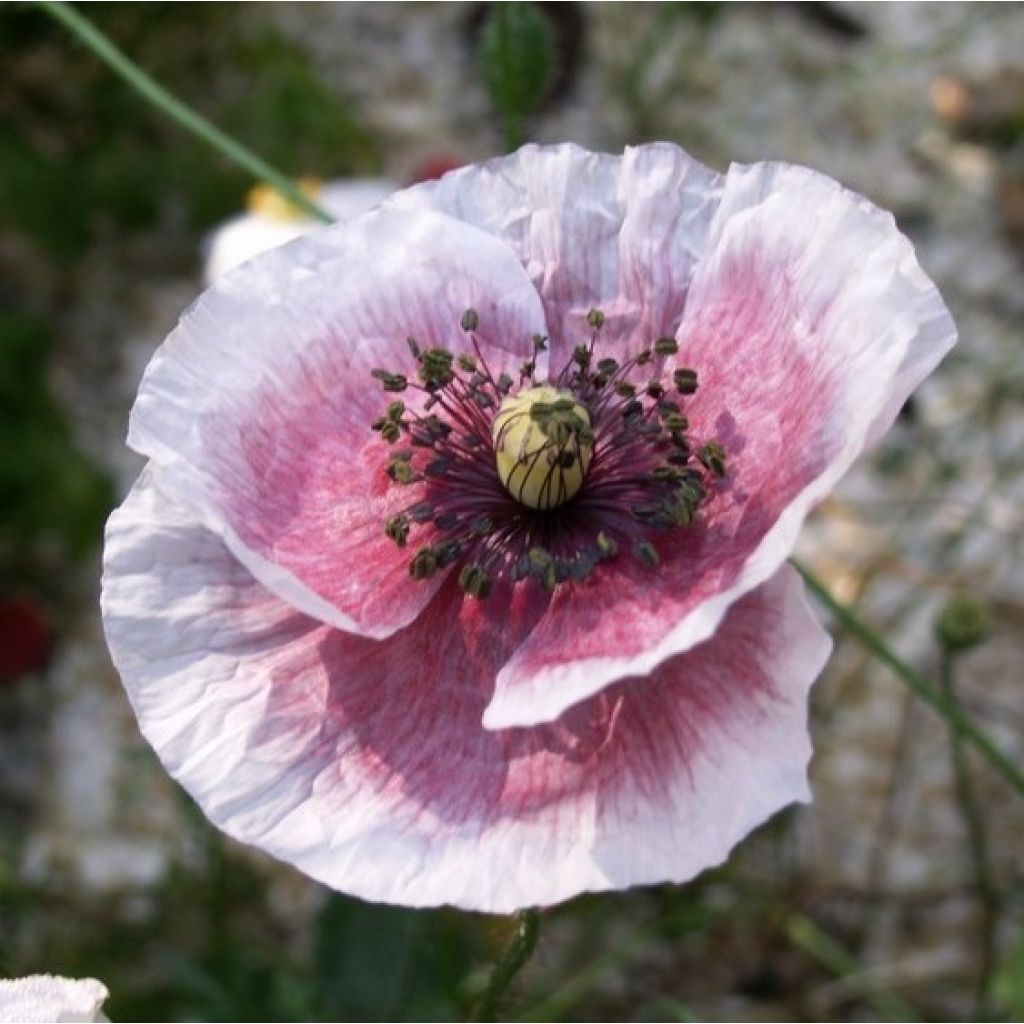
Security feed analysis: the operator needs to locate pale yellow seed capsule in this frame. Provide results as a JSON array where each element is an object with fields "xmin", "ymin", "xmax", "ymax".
[{"xmin": 492, "ymin": 385, "xmax": 593, "ymax": 510}]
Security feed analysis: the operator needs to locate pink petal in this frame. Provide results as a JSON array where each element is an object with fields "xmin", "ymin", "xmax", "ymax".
[
  {"xmin": 103, "ymin": 468, "xmax": 830, "ymax": 912},
  {"xmin": 129, "ymin": 206, "xmax": 549, "ymax": 639},
  {"xmin": 481, "ymin": 153, "xmax": 955, "ymax": 729},
  {"xmin": 390, "ymin": 142, "xmax": 723, "ymax": 360}
]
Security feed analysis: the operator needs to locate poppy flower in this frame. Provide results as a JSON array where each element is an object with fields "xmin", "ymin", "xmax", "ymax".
[
  {"xmin": 0, "ymin": 975, "xmax": 109, "ymax": 1023},
  {"xmin": 102, "ymin": 144, "xmax": 955, "ymax": 911}
]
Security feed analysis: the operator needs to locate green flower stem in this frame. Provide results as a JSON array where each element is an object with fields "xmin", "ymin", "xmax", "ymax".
[
  {"xmin": 37, "ymin": 0, "xmax": 333, "ymax": 224},
  {"xmin": 940, "ymin": 649, "xmax": 998, "ymax": 1015},
  {"xmin": 794, "ymin": 559, "xmax": 1024, "ymax": 799},
  {"xmin": 474, "ymin": 909, "xmax": 541, "ymax": 1022}
]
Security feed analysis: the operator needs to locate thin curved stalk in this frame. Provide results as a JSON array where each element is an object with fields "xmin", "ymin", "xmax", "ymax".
[{"xmin": 37, "ymin": 1, "xmax": 332, "ymax": 224}]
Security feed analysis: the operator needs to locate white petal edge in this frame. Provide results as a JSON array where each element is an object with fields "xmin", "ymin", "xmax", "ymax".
[
  {"xmin": 129, "ymin": 204, "xmax": 550, "ymax": 640},
  {"xmin": 103, "ymin": 467, "xmax": 831, "ymax": 912}
]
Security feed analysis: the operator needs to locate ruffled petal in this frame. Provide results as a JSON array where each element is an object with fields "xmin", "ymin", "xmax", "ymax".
[
  {"xmin": 103, "ymin": 469, "xmax": 830, "ymax": 913},
  {"xmin": 129, "ymin": 206, "xmax": 549, "ymax": 639},
  {"xmin": 483, "ymin": 155, "xmax": 955, "ymax": 729},
  {"xmin": 389, "ymin": 142, "xmax": 723, "ymax": 362},
  {"xmin": 0, "ymin": 975, "xmax": 109, "ymax": 1024}
]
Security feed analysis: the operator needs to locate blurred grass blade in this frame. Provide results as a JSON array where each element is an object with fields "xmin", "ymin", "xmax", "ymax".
[
  {"xmin": 786, "ymin": 914, "xmax": 921, "ymax": 1022},
  {"xmin": 481, "ymin": 2, "xmax": 555, "ymax": 151},
  {"xmin": 794, "ymin": 559, "xmax": 1024, "ymax": 799},
  {"xmin": 36, "ymin": 1, "xmax": 332, "ymax": 223}
]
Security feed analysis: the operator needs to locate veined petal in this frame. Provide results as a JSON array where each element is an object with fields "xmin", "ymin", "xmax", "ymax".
[
  {"xmin": 102, "ymin": 469, "xmax": 830, "ymax": 913},
  {"xmin": 390, "ymin": 142, "xmax": 723, "ymax": 362},
  {"xmin": 129, "ymin": 206, "xmax": 549, "ymax": 640},
  {"xmin": 483, "ymin": 155, "xmax": 955, "ymax": 729}
]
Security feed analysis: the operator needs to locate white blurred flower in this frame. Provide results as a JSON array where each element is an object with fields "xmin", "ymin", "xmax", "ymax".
[
  {"xmin": 202, "ymin": 177, "xmax": 396, "ymax": 284},
  {"xmin": 0, "ymin": 976, "xmax": 109, "ymax": 1023}
]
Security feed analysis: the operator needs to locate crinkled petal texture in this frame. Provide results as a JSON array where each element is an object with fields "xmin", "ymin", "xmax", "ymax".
[
  {"xmin": 103, "ymin": 470, "xmax": 831, "ymax": 912},
  {"xmin": 394, "ymin": 144, "xmax": 956, "ymax": 728},
  {"xmin": 130, "ymin": 205, "xmax": 549, "ymax": 640},
  {"xmin": 0, "ymin": 975, "xmax": 109, "ymax": 1024}
]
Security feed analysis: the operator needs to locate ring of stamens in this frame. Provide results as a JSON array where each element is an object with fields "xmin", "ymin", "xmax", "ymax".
[{"xmin": 370, "ymin": 307, "xmax": 726, "ymax": 599}]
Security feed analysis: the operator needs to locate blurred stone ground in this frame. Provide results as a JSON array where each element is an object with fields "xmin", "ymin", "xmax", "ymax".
[{"xmin": 3, "ymin": 3, "xmax": 1024, "ymax": 1020}]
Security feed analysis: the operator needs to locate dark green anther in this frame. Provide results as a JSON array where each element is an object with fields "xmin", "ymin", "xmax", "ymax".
[
  {"xmin": 460, "ymin": 308, "xmax": 479, "ymax": 331},
  {"xmin": 371, "ymin": 369, "xmax": 408, "ymax": 393},
  {"xmin": 388, "ymin": 459, "xmax": 417, "ymax": 485},
  {"xmin": 406, "ymin": 337, "xmax": 421, "ymax": 359},
  {"xmin": 634, "ymin": 540, "xmax": 660, "ymax": 567},
  {"xmin": 615, "ymin": 382, "xmax": 636, "ymax": 398},
  {"xmin": 533, "ymin": 334, "xmax": 549, "ymax": 352},
  {"xmin": 646, "ymin": 381, "xmax": 665, "ymax": 399},
  {"xmin": 379, "ymin": 421, "xmax": 401, "ymax": 443},
  {"xmin": 622, "ymin": 399, "xmax": 643, "ymax": 419},
  {"xmin": 635, "ymin": 349, "xmax": 653, "ymax": 365},
  {"xmin": 573, "ymin": 344, "xmax": 591, "ymax": 368},
  {"xmin": 596, "ymin": 357, "xmax": 618, "ymax": 376},
  {"xmin": 457, "ymin": 354, "xmax": 477, "ymax": 372},
  {"xmin": 596, "ymin": 532, "xmax": 619, "ymax": 559},
  {"xmin": 434, "ymin": 539, "xmax": 462, "ymax": 566},
  {"xmin": 418, "ymin": 348, "xmax": 455, "ymax": 388},
  {"xmin": 408, "ymin": 501, "xmax": 434, "ymax": 523},
  {"xmin": 654, "ymin": 337, "xmax": 678, "ymax": 356},
  {"xmin": 384, "ymin": 515, "xmax": 410, "ymax": 547},
  {"xmin": 387, "ymin": 401, "xmax": 405, "ymax": 421},
  {"xmin": 673, "ymin": 367, "xmax": 699, "ymax": 395},
  {"xmin": 528, "ymin": 547, "xmax": 552, "ymax": 573},
  {"xmin": 662, "ymin": 413, "xmax": 688, "ymax": 434},
  {"xmin": 409, "ymin": 546, "xmax": 438, "ymax": 579},
  {"xmin": 458, "ymin": 564, "xmax": 492, "ymax": 600},
  {"xmin": 698, "ymin": 441, "xmax": 727, "ymax": 478},
  {"xmin": 586, "ymin": 308, "xmax": 606, "ymax": 330}
]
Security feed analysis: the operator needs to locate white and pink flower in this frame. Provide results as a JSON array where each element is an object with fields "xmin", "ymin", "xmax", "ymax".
[{"xmin": 102, "ymin": 144, "xmax": 955, "ymax": 912}]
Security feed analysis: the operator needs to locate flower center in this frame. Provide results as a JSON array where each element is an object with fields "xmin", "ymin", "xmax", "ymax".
[
  {"xmin": 368, "ymin": 308, "xmax": 727, "ymax": 600},
  {"xmin": 492, "ymin": 385, "xmax": 593, "ymax": 510}
]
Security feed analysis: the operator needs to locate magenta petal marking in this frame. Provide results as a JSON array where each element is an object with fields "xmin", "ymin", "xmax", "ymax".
[
  {"xmin": 127, "ymin": 206, "xmax": 549, "ymax": 639},
  {"xmin": 102, "ymin": 469, "xmax": 830, "ymax": 912}
]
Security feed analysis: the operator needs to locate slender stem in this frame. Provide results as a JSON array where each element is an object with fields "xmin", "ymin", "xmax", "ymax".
[
  {"xmin": 37, "ymin": 0, "xmax": 333, "ymax": 224},
  {"xmin": 474, "ymin": 909, "xmax": 541, "ymax": 1022},
  {"xmin": 793, "ymin": 559, "xmax": 1024, "ymax": 800},
  {"xmin": 785, "ymin": 914, "xmax": 920, "ymax": 1022},
  {"xmin": 940, "ymin": 649, "xmax": 999, "ymax": 1016}
]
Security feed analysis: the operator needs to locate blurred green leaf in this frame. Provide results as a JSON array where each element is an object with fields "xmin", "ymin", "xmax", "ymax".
[{"xmin": 480, "ymin": 2, "xmax": 555, "ymax": 150}]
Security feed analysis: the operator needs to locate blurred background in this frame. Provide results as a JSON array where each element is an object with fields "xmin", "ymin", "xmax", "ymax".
[{"xmin": 2, "ymin": 3, "xmax": 1024, "ymax": 1020}]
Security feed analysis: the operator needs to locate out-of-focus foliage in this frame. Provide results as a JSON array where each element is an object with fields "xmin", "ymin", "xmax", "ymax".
[{"xmin": 0, "ymin": 313, "xmax": 111, "ymax": 572}]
